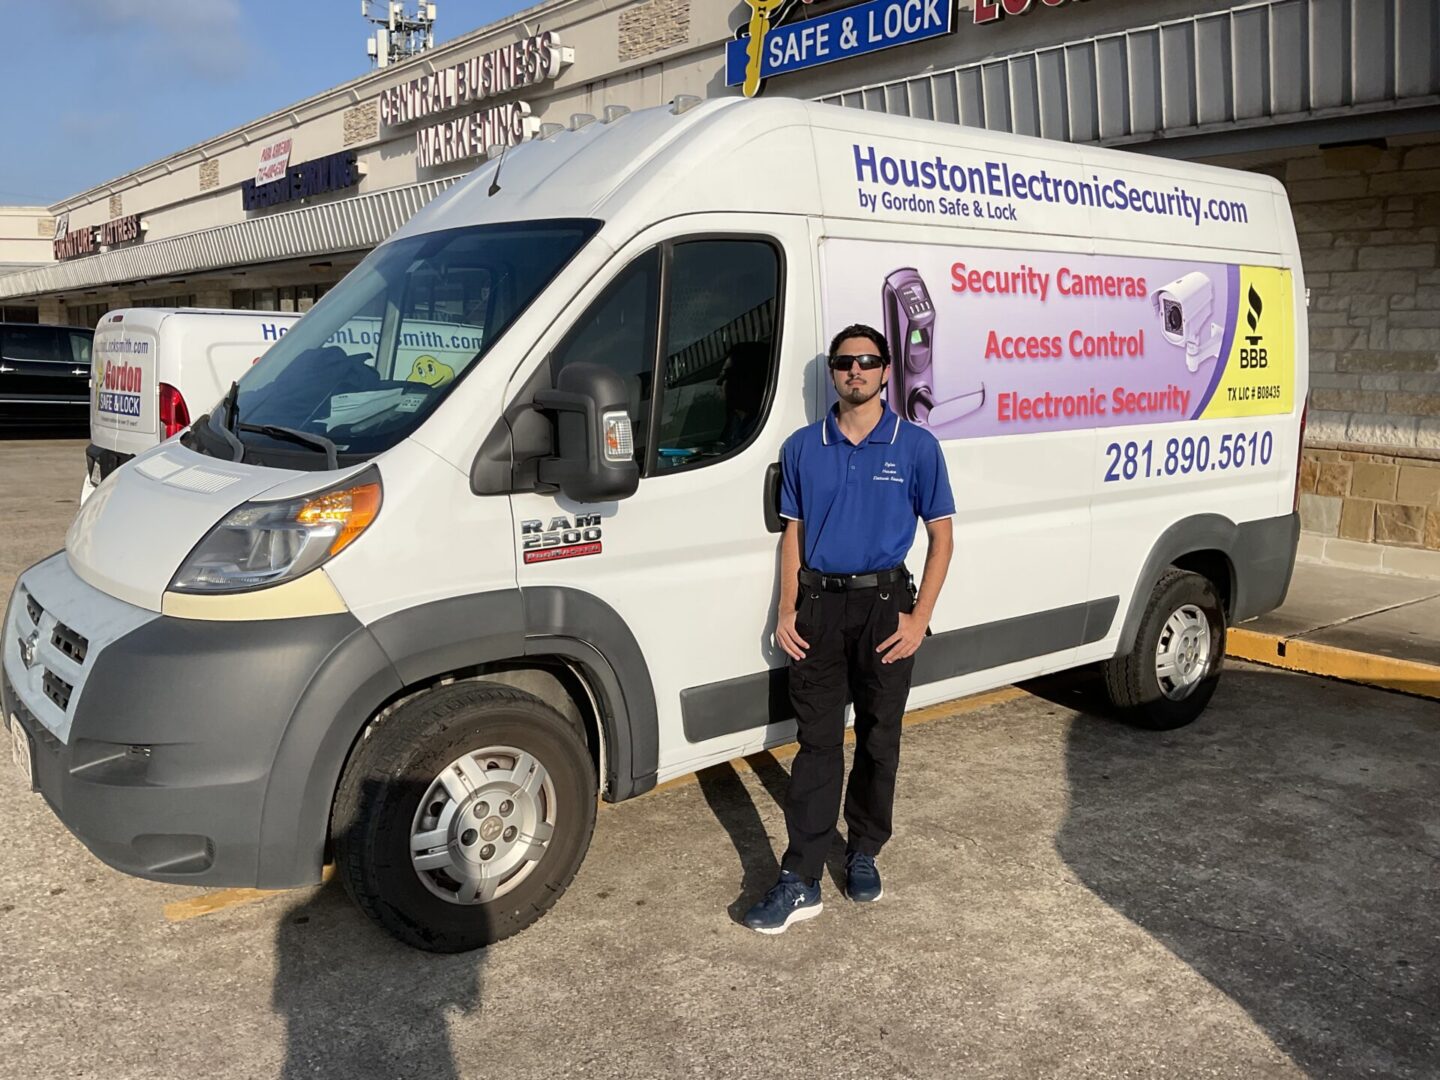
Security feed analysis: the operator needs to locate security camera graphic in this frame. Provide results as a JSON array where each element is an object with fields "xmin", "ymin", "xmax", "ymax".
[
  {"xmin": 882, "ymin": 268, "xmax": 985, "ymax": 427},
  {"xmin": 1153, "ymin": 272, "xmax": 1224, "ymax": 372}
]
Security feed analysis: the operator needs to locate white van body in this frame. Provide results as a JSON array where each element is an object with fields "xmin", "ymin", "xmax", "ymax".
[
  {"xmin": 83, "ymin": 308, "xmax": 302, "ymax": 502},
  {"xmin": 4, "ymin": 99, "xmax": 1305, "ymax": 951}
]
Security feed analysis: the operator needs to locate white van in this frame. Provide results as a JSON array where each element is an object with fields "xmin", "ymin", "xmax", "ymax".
[
  {"xmin": 83, "ymin": 308, "xmax": 303, "ymax": 503},
  {"xmin": 4, "ymin": 99, "xmax": 1305, "ymax": 952}
]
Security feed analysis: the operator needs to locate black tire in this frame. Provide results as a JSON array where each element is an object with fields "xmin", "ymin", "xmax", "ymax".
[
  {"xmin": 331, "ymin": 681, "xmax": 597, "ymax": 953},
  {"xmin": 1102, "ymin": 569, "xmax": 1226, "ymax": 731}
]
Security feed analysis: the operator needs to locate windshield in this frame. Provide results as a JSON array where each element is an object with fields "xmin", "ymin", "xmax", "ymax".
[{"xmin": 208, "ymin": 219, "xmax": 598, "ymax": 462}]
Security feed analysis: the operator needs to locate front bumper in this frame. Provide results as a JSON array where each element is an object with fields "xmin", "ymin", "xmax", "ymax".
[
  {"xmin": 85, "ymin": 443, "xmax": 133, "ymax": 487},
  {"xmin": 2, "ymin": 554, "xmax": 391, "ymax": 887}
]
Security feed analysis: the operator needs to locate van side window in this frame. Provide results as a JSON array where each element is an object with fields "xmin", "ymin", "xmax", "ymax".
[
  {"xmin": 549, "ymin": 247, "xmax": 661, "ymax": 466},
  {"xmin": 654, "ymin": 240, "xmax": 780, "ymax": 472}
]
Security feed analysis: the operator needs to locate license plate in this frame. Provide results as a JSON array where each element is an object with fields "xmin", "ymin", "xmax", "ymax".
[
  {"xmin": 90, "ymin": 461, "xmax": 102, "ymax": 485},
  {"xmin": 9, "ymin": 715, "xmax": 33, "ymax": 790}
]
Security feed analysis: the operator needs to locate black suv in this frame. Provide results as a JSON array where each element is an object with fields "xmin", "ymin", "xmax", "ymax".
[{"xmin": 0, "ymin": 323, "xmax": 94, "ymax": 430}]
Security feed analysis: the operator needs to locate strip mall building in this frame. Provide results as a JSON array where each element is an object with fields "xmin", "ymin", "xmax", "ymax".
[{"xmin": 3, "ymin": 0, "xmax": 1439, "ymax": 563}]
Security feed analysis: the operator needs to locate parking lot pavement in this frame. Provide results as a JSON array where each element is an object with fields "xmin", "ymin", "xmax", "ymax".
[
  {"xmin": 0, "ymin": 437, "xmax": 85, "ymax": 598},
  {"xmin": 2, "ymin": 441, "xmax": 1437, "ymax": 1079}
]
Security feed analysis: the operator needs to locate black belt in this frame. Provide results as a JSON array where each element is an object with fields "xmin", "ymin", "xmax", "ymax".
[{"xmin": 798, "ymin": 566, "xmax": 907, "ymax": 592}]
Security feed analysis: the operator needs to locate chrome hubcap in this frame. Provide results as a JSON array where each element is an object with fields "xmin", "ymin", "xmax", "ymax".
[
  {"xmin": 1155, "ymin": 604, "xmax": 1212, "ymax": 701},
  {"xmin": 409, "ymin": 745, "xmax": 557, "ymax": 906}
]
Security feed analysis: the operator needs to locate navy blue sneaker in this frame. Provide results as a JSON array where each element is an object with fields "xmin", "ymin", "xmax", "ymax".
[
  {"xmin": 845, "ymin": 851, "xmax": 883, "ymax": 902},
  {"xmin": 742, "ymin": 870, "xmax": 822, "ymax": 934}
]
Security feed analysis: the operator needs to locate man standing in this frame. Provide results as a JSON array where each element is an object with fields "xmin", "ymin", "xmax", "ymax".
[{"xmin": 743, "ymin": 324, "xmax": 955, "ymax": 934}]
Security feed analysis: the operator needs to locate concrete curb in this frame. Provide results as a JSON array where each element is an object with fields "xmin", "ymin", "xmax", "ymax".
[{"xmin": 1227, "ymin": 627, "xmax": 1440, "ymax": 701}]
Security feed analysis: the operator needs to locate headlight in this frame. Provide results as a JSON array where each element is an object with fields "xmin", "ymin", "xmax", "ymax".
[{"xmin": 169, "ymin": 472, "xmax": 382, "ymax": 593}]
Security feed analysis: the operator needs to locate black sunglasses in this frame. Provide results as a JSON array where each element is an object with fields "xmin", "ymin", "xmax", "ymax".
[{"xmin": 828, "ymin": 353, "xmax": 887, "ymax": 372}]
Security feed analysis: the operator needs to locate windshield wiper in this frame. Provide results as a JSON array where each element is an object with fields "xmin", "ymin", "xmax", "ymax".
[
  {"xmin": 222, "ymin": 380, "xmax": 240, "ymax": 432},
  {"xmin": 209, "ymin": 413, "xmax": 246, "ymax": 463},
  {"xmin": 238, "ymin": 422, "xmax": 339, "ymax": 470},
  {"xmin": 185, "ymin": 381, "xmax": 245, "ymax": 462}
]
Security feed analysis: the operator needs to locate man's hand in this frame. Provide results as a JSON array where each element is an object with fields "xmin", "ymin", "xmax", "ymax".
[
  {"xmin": 776, "ymin": 608, "xmax": 810, "ymax": 662},
  {"xmin": 877, "ymin": 611, "xmax": 926, "ymax": 664}
]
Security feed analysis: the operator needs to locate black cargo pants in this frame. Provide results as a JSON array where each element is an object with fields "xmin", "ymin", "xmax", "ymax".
[{"xmin": 781, "ymin": 578, "xmax": 916, "ymax": 882}]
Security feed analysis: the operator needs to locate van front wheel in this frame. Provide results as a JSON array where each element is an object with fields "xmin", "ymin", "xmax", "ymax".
[
  {"xmin": 1103, "ymin": 569, "xmax": 1225, "ymax": 730},
  {"xmin": 332, "ymin": 682, "xmax": 597, "ymax": 953}
]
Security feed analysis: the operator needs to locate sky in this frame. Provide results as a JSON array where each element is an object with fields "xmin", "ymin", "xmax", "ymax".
[{"xmin": 0, "ymin": 0, "xmax": 530, "ymax": 205}]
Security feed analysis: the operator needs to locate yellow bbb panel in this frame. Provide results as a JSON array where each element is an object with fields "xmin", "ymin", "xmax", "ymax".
[{"xmin": 1198, "ymin": 266, "xmax": 1295, "ymax": 420}]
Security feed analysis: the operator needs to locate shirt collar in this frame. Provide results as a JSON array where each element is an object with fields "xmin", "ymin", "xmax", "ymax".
[{"xmin": 822, "ymin": 401, "xmax": 901, "ymax": 447}]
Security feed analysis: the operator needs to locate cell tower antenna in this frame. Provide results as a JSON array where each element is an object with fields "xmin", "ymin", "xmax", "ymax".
[{"xmin": 363, "ymin": 1, "xmax": 437, "ymax": 68}]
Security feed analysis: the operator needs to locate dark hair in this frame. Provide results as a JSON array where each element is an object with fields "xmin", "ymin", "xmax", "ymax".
[{"xmin": 828, "ymin": 323, "xmax": 890, "ymax": 367}]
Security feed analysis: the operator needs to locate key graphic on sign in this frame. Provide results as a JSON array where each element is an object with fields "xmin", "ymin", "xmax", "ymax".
[{"xmin": 741, "ymin": 0, "xmax": 786, "ymax": 97}]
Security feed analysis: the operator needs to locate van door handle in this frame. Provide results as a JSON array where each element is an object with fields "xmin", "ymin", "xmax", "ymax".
[{"xmin": 763, "ymin": 461, "xmax": 784, "ymax": 534}]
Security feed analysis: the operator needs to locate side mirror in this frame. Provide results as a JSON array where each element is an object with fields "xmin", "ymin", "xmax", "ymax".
[{"xmin": 534, "ymin": 362, "xmax": 640, "ymax": 503}]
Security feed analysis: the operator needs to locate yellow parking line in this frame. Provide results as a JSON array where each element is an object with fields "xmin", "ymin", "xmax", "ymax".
[
  {"xmin": 163, "ymin": 863, "xmax": 334, "ymax": 923},
  {"xmin": 1228, "ymin": 627, "xmax": 1440, "ymax": 701},
  {"xmin": 165, "ymin": 686, "xmax": 1031, "ymax": 923}
]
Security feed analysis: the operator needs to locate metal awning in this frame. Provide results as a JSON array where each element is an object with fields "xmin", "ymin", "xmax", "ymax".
[
  {"xmin": 0, "ymin": 178, "xmax": 458, "ymax": 301},
  {"xmin": 817, "ymin": 0, "xmax": 1440, "ymax": 156}
]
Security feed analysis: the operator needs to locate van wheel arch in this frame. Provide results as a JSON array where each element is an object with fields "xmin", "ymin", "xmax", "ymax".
[{"xmin": 1116, "ymin": 514, "xmax": 1241, "ymax": 658}]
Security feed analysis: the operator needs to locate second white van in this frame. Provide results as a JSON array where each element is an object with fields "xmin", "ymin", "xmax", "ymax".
[{"xmin": 83, "ymin": 308, "xmax": 303, "ymax": 502}]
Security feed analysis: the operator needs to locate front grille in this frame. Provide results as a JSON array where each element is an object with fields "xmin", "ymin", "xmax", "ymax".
[
  {"xmin": 51, "ymin": 623, "xmax": 88, "ymax": 665},
  {"xmin": 24, "ymin": 593, "xmax": 42, "ymax": 627},
  {"xmin": 42, "ymin": 671, "xmax": 73, "ymax": 712},
  {"xmin": 3, "ymin": 672, "xmax": 61, "ymax": 755}
]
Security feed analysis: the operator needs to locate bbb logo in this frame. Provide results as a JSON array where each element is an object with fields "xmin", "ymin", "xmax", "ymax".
[{"xmin": 1239, "ymin": 285, "xmax": 1268, "ymax": 370}]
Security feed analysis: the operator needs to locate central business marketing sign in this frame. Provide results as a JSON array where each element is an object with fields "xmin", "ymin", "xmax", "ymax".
[
  {"xmin": 378, "ymin": 31, "xmax": 574, "ymax": 168},
  {"xmin": 729, "ymin": 0, "xmax": 1094, "ymax": 97},
  {"xmin": 821, "ymin": 238, "xmax": 1295, "ymax": 442}
]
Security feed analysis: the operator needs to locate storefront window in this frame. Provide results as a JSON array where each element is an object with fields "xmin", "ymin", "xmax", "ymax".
[
  {"xmin": 67, "ymin": 302, "xmax": 109, "ymax": 329},
  {"xmin": 233, "ymin": 283, "xmax": 336, "ymax": 312}
]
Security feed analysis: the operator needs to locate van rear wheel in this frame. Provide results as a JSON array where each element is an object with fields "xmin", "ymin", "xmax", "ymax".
[
  {"xmin": 1102, "ymin": 569, "xmax": 1225, "ymax": 730},
  {"xmin": 332, "ymin": 682, "xmax": 597, "ymax": 953}
]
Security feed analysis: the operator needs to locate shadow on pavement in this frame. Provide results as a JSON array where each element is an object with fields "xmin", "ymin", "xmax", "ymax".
[
  {"xmin": 697, "ymin": 751, "xmax": 792, "ymax": 923},
  {"xmin": 1044, "ymin": 663, "xmax": 1440, "ymax": 1078},
  {"xmin": 273, "ymin": 778, "xmax": 486, "ymax": 1080}
]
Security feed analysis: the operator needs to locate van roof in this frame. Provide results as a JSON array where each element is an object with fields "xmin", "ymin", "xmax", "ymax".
[
  {"xmin": 94, "ymin": 308, "xmax": 302, "ymax": 326},
  {"xmin": 395, "ymin": 98, "xmax": 1290, "ymax": 257}
]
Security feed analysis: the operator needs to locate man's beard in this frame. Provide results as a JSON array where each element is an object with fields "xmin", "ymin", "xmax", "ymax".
[{"xmin": 839, "ymin": 379, "xmax": 886, "ymax": 405}]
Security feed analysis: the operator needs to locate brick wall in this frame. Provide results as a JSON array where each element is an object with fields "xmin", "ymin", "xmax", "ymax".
[
  {"xmin": 343, "ymin": 102, "xmax": 379, "ymax": 148},
  {"xmin": 1289, "ymin": 140, "xmax": 1440, "ymax": 454},
  {"xmin": 1299, "ymin": 450, "xmax": 1440, "ymax": 554},
  {"xmin": 618, "ymin": 0, "xmax": 689, "ymax": 62},
  {"xmin": 1279, "ymin": 138, "xmax": 1440, "ymax": 566}
]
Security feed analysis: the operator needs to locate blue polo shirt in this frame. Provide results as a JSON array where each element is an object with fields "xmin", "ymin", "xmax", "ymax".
[{"xmin": 779, "ymin": 402, "xmax": 955, "ymax": 575}]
